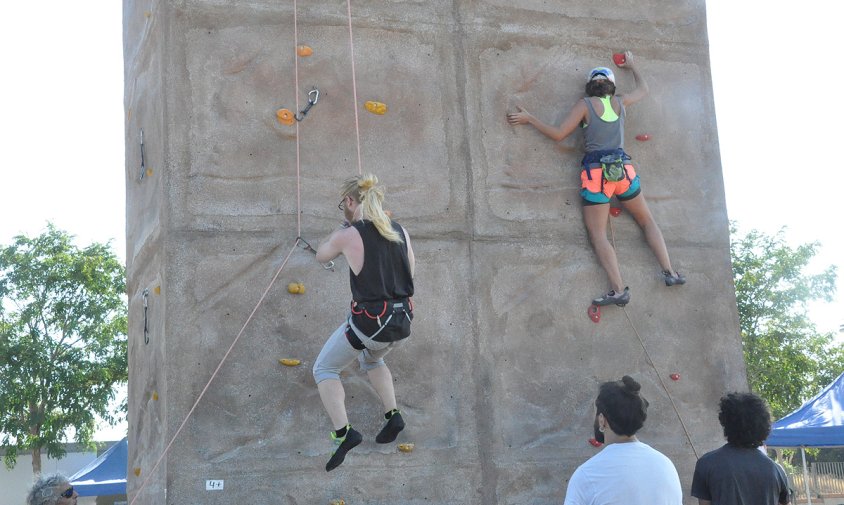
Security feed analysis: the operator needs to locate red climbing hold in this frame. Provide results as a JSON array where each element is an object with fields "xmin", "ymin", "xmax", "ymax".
[
  {"xmin": 588, "ymin": 304, "xmax": 601, "ymax": 323},
  {"xmin": 613, "ymin": 53, "xmax": 626, "ymax": 66},
  {"xmin": 610, "ymin": 207, "xmax": 622, "ymax": 217},
  {"xmin": 670, "ymin": 373, "xmax": 681, "ymax": 381},
  {"xmin": 635, "ymin": 134, "xmax": 651, "ymax": 141},
  {"xmin": 588, "ymin": 437, "xmax": 603, "ymax": 447}
]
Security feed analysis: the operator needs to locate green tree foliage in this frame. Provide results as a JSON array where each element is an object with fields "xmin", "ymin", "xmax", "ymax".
[
  {"xmin": 731, "ymin": 224, "xmax": 841, "ymax": 419},
  {"xmin": 0, "ymin": 224, "xmax": 127, "ymax": 473}
]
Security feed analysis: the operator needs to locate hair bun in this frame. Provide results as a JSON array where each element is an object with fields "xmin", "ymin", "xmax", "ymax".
[
  {"xmin": 358, "ymin": 175, "xmax": 377, "ymax": 191},
  {"xmin": 621, "ymin": 375, "xmax": 641, "ymax": 393}
]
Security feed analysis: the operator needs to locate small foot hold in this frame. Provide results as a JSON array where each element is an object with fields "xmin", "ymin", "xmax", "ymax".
[
  {"xmin": 588, "ymin": 437, "xmax": 603, "ymax": 447},
  {"xmin": 279, "ymin": 358, "xmax": 301, "ymax": 367},
  {"xmin": 613, "ymin": 52, "xmax": 626, "ymax": 66},
  {"xmin": 297, "ymin": 45, "xmax": 313, "ymax": 57},
  {"xmin": 287, "ymin": 282, "xmax": 305, "ymax": 294},
  {"xmin": 397, "ymin": 443, "xmax": 415, "ymax": 453},
  {"xmin": 635, "ymin": 134, "xmax": 651, "ymax": 141},
  {"xmin": 276, "ymin": 108, "xmax": 295, "ymax": 126},
  {"xmin": 609, "ymin": 207, "xmax": 622, "ymax": 217},
  {"xmin": 587, "ymin": 304, "xmax": 601, "ymax": 323},
  {"xmin": 670, "ymin": 373, "xmax": 681, "ymax": 381},
  {"xmin": 364, "ymin": 100, "xmax": 388, "ymax": 115}
]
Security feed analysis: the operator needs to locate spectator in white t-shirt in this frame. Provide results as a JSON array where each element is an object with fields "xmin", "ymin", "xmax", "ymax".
[{"xmin": 564, "ymin": 375, "xmax": 683, "ymax": 505}]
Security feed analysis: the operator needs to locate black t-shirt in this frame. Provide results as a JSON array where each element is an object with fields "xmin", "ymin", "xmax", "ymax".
[
  {"xmin": 349, "ymin": 220, "xmax": 413, "ymax": 303},
  {"xmin": 691, "ymin": 444, "xmax": 790, "ymax": 505}
]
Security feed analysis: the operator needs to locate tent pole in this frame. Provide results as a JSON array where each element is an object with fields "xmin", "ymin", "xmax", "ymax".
[{"xmin": 801, "ymin": 446, "xmax": 812, "ymax": 505}]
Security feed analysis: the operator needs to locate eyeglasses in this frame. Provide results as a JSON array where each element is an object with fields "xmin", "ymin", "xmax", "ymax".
[
  {"xmin": 338, "ymin": 198, "xmax": 345, "ymax": 211},
  {"xmin": 60, "ymin": 486, "xmax": 74, "ymax": 498}
]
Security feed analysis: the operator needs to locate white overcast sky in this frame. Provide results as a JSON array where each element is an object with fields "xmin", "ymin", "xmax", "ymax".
[{"xmin": 1, "ymin": 2, "xmax": 841, "ymax": 441}]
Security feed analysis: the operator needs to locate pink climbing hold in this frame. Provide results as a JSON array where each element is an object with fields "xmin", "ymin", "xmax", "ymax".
[
  {"xmin": 588, "ymin": 304, "xmax": 601, "ymax": 323},
  {"xmin": 670, "ymin": 373, "xmax": 681, "ymax": 381},
  {"xmin": 635, "ymin": 134, "xmax": 651, "ymax": 141},
  {"xmin": 610, "ymin": 207, "xmax": 622, "ymax": 217},
  {"xmin": 588, "ymin": 437, "xmax": 603, "ymax": 447}
]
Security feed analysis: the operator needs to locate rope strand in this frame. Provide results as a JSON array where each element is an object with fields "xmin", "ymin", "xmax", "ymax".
[
  {"xmin": 345, "ymin": 0, "xmax": 362, "ymax": 174},
  {"xmin": 608, "ymin": 215, "xmax": 699, "ymax": 459}
]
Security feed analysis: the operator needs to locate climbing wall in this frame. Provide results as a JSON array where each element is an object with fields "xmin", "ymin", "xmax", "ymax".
[{"xmin": 124, "ymin": 1, "xmax": 746, "ymax": 503}]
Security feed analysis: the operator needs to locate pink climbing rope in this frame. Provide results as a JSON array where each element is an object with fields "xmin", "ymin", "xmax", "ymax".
[
  {"xmin": 128, "ymin": 241, "xmax": 302, "ymax": 505},
  {"xmin": 294, "ymin": 0, "xmax": 302, "ymax": 235},
  {"xmin": 345, "ymin": 0, "xmax": 363, "ymax": 175},
  {"xmin": 129, "ymin": 2, "xmax": 313, "ymax": 501}
]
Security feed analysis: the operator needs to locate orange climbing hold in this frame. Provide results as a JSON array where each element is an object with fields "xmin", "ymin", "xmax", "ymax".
[
  {"xmin": 609, "ymin": 207, "xmax": 622, "ymax": 217},
  {"xmin": 276, "ymin": 108, "xmax": 295, "ymax": 126},
  {"xmin": 297, "ymin": 45, "xmax": 313, "ymax": 57},
  {"xmin": 145, "ymin": 168, "xmax": 154, "ymax": 178},
  {"xmin": 364, "ymin": 101, "xmax": 387, "ymax": 115},
  {"xmin": 588, "ymin": 304, "xmax": 601, "ymax": 323},
  {"xmin": 279, "ymin": 358, "xmax": 302, "ymax": 367},
  {"xmin": 635, "ymin": 134, "xmax": 651, "ymax": 141},
  {"xmin": 613, "ymin": 52, "xmax": 626, "ymax": 66}
]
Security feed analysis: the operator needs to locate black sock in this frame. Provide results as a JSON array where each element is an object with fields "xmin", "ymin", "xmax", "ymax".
[
  {"xmin": 385, "ymin": 409, "xmax": 400, "ymax": 420},
  {"xmin": 334, "ymin": 426, "xmax": 348, "ymax": 438}
]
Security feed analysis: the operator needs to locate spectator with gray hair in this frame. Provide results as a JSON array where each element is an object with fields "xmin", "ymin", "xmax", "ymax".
[{"xmin": 26, "ymin": 473, "xmax": 78, "ymax": 505}]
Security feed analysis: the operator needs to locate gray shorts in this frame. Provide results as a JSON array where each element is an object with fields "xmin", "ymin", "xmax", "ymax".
[{"xmin": 312, "ymin": 316, "xmax": 402, "ymax": 384}]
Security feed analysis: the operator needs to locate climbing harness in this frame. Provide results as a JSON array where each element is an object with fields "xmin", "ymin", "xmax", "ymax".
[
  {"xmin": 297, "ymin": 236, "xmax": 335, "ymax": 271},
  {"xmin": 349, "ymin": 298, "xmax": 413, "ymax": 342},
  {"xmin": 295, "ymin": 88, "xmax": 319, "ymax": 121}
]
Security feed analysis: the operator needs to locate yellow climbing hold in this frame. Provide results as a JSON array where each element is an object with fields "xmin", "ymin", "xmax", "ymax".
[
  {"xmin": 152, "ymin": 391, "xmax": 159, "ymax": 401},
  {"xmin": 133, "ymin": 467, "xmax": 141, "ymax": 477},
  {"xmin": 279, "ymin": 358, "xmax": 301, "ymax": 367},
  {"xmin": 154, "ymin": 285, "xmax": 161, "ymax": 295},
  {"xmin": 364, "ymin": 101, "xmax": 387, "ymax": 115},
  {"xmin": 276, "ymin": 108, "xmax": 295, "ymax": 126},
  {"xmin": 398, "ymin": 443, "xmax": 415, "ymax": 453},
  {"xmin": 287, "ymin": 282, "xmax": 305, "ymax": 294},
  {"xmin": 329, "ymin": 500, "xmax": 345, "ymax": 505},
  {"xmin": 297, "ymin": 45, "xmax": 313, "ymax": 57}
]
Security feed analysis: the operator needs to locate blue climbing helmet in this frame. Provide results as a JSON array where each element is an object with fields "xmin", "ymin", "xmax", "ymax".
[{"xmin": 587, "ymin": 67, "xmax": 615, "ymax": 84}]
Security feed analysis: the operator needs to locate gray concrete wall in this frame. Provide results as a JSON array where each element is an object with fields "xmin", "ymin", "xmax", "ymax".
[{"xmin": 124, "ymin": 1, "xmax": 746, "ymax": 503}]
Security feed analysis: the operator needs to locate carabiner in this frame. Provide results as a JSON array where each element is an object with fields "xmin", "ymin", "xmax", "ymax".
[
  {"xmin": 295, "ymin": 88, "xmax": 319, "ymax": 121},
  {"xmin": 296, "ymin": 236, "xmax": 334, "ymax": 271}
]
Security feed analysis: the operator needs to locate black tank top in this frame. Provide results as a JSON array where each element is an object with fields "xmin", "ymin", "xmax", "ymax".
[{"xmin": 349, "ymin": 220, "xmax": 414, "ymax": 303}]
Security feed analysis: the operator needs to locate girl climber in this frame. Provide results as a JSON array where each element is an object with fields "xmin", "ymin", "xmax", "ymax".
[{"xmin": 506, "ymin": 51, "xmax": 685, "ymax": 307}]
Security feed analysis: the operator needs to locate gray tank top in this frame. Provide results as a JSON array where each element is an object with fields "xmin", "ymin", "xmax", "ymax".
[{"xmin": 583, "ymin": 96, "xmax": 625, "ymax": 152}]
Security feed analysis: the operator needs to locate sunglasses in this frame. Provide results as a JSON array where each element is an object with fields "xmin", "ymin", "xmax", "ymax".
[{"xmin": 60, "ymin": 486, "xmax": 74, "ymax": 498}]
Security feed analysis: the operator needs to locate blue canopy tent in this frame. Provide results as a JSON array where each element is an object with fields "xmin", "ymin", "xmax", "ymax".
[
  {"xmin": 766, "ymin": 372, "xmax": 844, "ymax": 504},
  {"xmin": 69, "ymin": 438, "xmax": 127, "ymax": 497},
  {"xmin": 766, "ymin": 371, "xmax": 844, "ymax": 448}
]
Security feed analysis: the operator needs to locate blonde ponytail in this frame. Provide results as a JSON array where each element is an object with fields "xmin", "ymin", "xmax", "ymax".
[{"xmin": 340, "ymin": 174, "xmax": 403, "ymax": 243}]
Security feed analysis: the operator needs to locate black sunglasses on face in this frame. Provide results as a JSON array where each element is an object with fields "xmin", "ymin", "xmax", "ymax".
[{"xmin": 61, "ymin": 486, "xmax": 74, "ymax": 498}]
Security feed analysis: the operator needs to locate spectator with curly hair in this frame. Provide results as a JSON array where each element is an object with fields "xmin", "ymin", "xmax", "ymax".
[
  {"xmin": 691, "ymin": 392, "xmax": 790, "ymax": 504},
  {"xmin": 26, "ymin": 473, "xmax": 78, "ymax": 505},
  {"xmin": 564, "ymin": 375, "xmax": 682, "ymax": 504}
]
